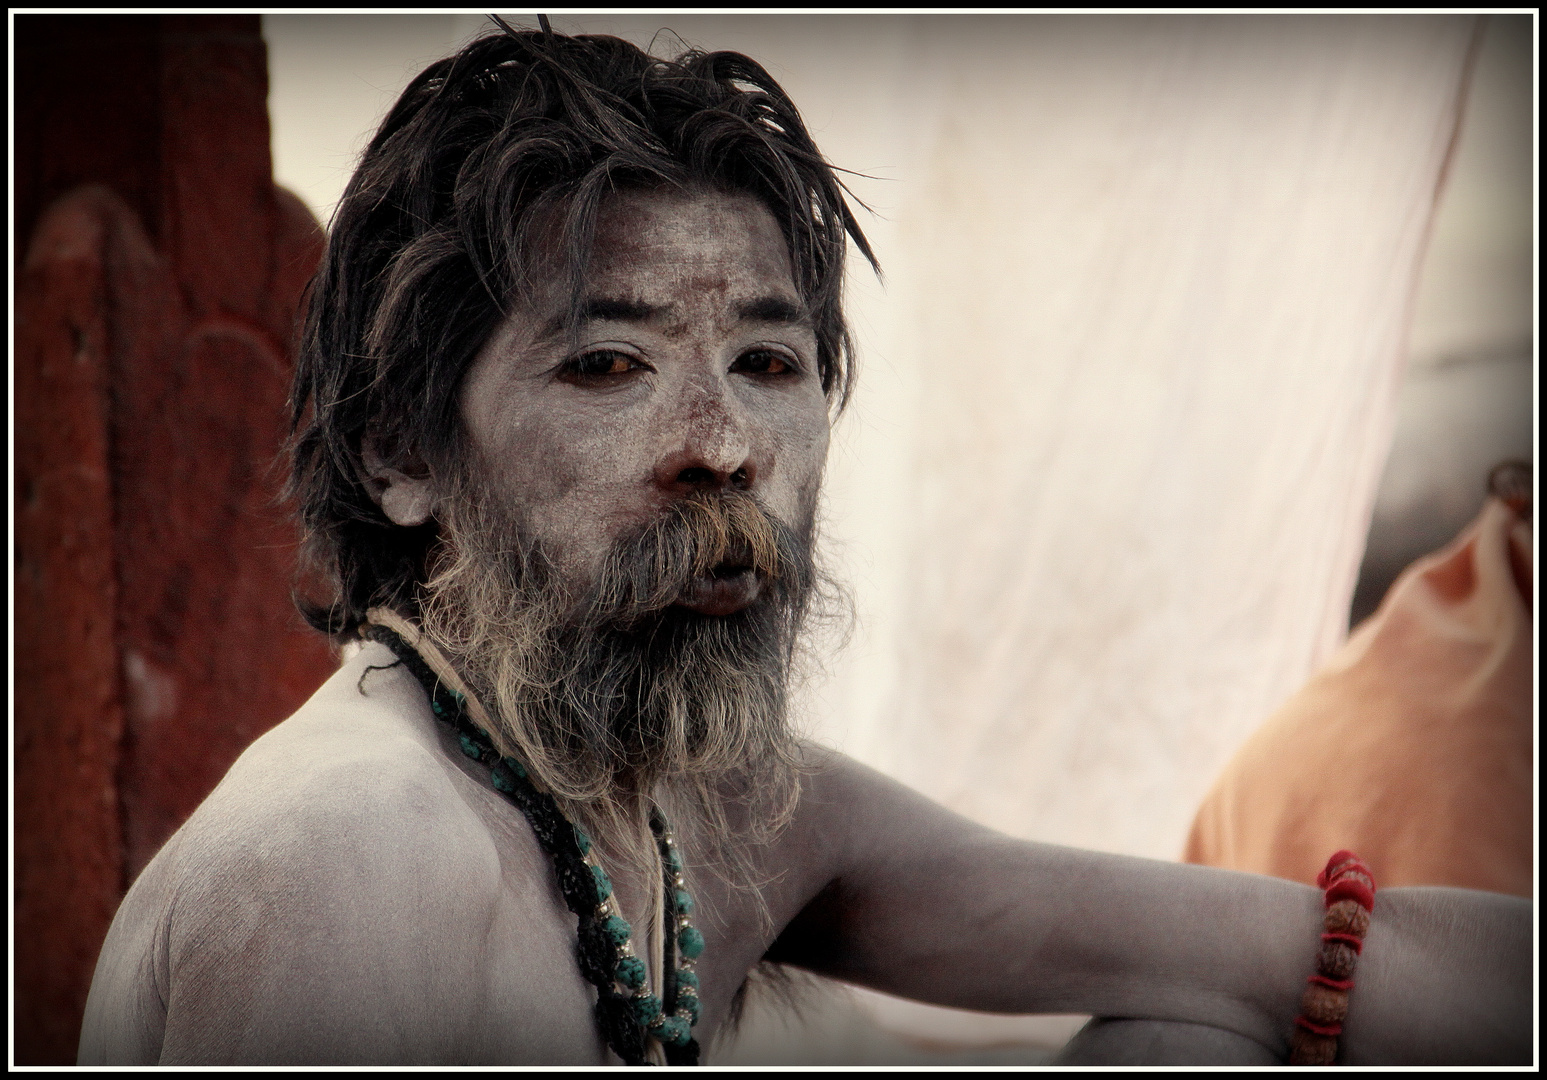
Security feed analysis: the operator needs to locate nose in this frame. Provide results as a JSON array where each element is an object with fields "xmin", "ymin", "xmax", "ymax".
[{"xmin": 653, "ymin": 383, "xmax": 758, "ymax": 496}]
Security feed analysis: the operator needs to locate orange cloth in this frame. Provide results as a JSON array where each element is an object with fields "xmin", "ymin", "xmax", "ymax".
[{"xmin": 1185, "ymin": 498, "xmax": 1533, "ymax": 897}]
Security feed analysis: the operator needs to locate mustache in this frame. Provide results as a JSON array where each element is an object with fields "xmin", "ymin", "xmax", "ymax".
[{"xmin": 581, "ymin": 489, "xmax": 806, "ymax": 625}]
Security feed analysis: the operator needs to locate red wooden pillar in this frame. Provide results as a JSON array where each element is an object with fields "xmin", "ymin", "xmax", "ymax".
[{"xmin": 14, "ymin": 15, "xmax": 337, "ymax": 1063}]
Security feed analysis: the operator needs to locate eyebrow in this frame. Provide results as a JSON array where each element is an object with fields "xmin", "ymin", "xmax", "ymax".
[
  {"xmin": 539, "ymin": 297, "xmax": 667, "ymax": 338},
  {"xmin": 538, "ymin": 293, "xmax": 812, "ymax": 339},
  {"xmin": 581, "ymin": 297, "xmax": 668, "ymax": 323},
  {"xmin": 735, "ymin": 295, "xmax": 811, "ymax": 326}
]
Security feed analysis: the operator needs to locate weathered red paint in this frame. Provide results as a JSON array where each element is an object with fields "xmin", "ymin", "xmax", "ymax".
[
  {"xmin": 15, "ymin": 190, "xmax": 131, "ymax": 1072},
  {"xmin": 14, "ymin": 15, "xmax": 336, "ymax": 1063}
]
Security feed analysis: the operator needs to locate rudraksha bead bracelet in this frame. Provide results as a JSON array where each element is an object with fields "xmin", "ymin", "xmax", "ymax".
[{"xmin": 1289, "ymin": 850, "xmax": 1376, "ymax": 1065}]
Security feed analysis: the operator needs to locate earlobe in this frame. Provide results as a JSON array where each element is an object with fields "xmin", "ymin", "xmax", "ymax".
[
  {"xmin": 379, "ymin": 481, "xmax": 435, "ymax": 528},
  {"xmin": 360, "ymin": 438, "xmax": 437, "ymax": 527}
]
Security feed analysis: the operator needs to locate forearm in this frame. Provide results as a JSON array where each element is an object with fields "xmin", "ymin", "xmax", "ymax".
[
  {"xmin": 1340, "ymin": 886, "xmax": 1531, "ymax": 1064},
  {"xmin": 1055, "ymin": 1018, "xmax": 1281, "ymax": 1064},
  {"xmin": 1052, "ymin": 887, "xmax": 1532, "ymax": 1065},
  {"xmin": 845, "ymin": 847, "xmax": 1534, "ymax": 1064},
  {"xmin": 820, "ymin": 838, "xmax": 1319, "ymax": 1051},
  {"xmin": 777, "ymin": 756, "xmax": 1533, "ymax": 1064},
  {"xmin": 773, "ymin": 759, "xmax": 1318, "ymax": 1047},
  {"xmin": 1049, "ymin": 885, "xmax": 1536, "ymax": 1065}
]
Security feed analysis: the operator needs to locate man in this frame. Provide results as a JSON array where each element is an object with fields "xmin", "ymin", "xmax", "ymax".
[{"xmin": 79, "ymin": 27, "xmax": 1529, "ymax": 1066}]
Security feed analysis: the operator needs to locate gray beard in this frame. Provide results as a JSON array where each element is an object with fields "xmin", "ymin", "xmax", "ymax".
[{"xmin": 416, "ymin": 465, "xmax": 829, "ymax": 880}]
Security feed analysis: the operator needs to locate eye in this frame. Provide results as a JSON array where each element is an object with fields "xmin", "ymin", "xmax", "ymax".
[
  {"xmin": 731, "ymin": 348, "xmax": 799, "ymax": 376},
  {"xmin": 559, "ymin": 349, "xmax": 646, "ymax": 381}
]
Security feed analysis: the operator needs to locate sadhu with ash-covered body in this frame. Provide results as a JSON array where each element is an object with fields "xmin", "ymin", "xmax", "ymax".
[{"xmin": 80, "ymin": 26, "xmax": 1529, "ymax": 1066}]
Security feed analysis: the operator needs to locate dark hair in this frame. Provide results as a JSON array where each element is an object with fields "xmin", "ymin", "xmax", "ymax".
[{"xmin": 288, "ymin": 26, "xmax": 877, "ymax": 637}]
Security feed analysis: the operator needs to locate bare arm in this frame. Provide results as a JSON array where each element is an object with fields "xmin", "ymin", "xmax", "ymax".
[
  {"xmin": 1338, "ymin": 884, "xmax": 1531, "ymax": 1064},
  {"xmin": 1054, "ymin": 888, "xmax": 1533, "ymax": 1065},
  {"xmin": 768, "ymin": 753, "xmax": 1531, "ymax": 1064}
]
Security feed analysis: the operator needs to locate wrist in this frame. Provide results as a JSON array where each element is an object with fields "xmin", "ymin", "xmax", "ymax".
[{"xmin": 1289, "ymin": 851, "xmax": 1375, "ymax": 1065}]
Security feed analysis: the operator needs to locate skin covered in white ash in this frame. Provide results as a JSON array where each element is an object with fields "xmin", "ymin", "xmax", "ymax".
[{"xmin": 77, "ymin": 191, "xmax": 1532, "ymax": 1066}]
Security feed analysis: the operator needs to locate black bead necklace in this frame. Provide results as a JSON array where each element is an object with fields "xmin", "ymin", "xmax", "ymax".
[{"xmin": 361, "ymin": 623, "xmax": 703, "ymax": 1065}]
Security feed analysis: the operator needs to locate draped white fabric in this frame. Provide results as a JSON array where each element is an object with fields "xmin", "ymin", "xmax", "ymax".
[
  {"xmin": 802, "ymin": 14, "xmax": 1474, "ymax": 1048},
  {"xmin": 819, "ymin": 12, "xmax": 1476, "ymax": 857},
  {"xmin": 266, "ymin": 13, "xmax": 1478, "ymax": 1059}
]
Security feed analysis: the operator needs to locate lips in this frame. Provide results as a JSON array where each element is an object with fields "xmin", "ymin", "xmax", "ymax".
[{"xmin": 676, "ymin": 565, "xmax": 761, "ymax": 616}]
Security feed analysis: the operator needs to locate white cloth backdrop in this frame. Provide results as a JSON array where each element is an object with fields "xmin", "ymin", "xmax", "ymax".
[{"xmin": 266, "ymin": 13, "xmax": 1476, "ymax": 1059}]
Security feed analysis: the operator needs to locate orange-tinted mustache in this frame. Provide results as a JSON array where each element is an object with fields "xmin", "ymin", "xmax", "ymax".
[{"xmin": 592, "ymin": 490, "xmax": 786, "ymax": 618}]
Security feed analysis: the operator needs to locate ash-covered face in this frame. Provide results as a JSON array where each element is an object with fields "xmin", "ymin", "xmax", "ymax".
[
  {"xmin": 453, "ymin": 188, "xmax": 831, "ymax": 614},
  {"xmin": 369, "ymin": 188, "xmax": 836, "ymax": 849}
]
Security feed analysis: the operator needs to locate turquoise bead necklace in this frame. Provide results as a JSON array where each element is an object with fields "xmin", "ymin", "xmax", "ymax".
[{"xmin": 362, "ymin": 622, "xmax": 703, "ymax": 1065}]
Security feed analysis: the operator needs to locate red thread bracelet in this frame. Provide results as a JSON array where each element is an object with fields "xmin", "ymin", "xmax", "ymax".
[
  {"xmin": 1325, "ymin": 877, "xmax": 1375, "ymax": 910},
  {"xmin": 1295, "ymin": 1016, "xmax": 1344, "ymax": 1038},
  {"xmin": 1316, "ymin": 850, "xmax": 1362, "ymax": 885},
  {"xmin": 1289, "ymin": 851, "xmax": 1376, "ymax": 1065},
  {"xmin": 1320, "ymin": 931, "xmax": 1363, "ymax": 953},
  {"xmin": 1307, "ymin": 975, "xmax": 1354, "ymax": 991}
]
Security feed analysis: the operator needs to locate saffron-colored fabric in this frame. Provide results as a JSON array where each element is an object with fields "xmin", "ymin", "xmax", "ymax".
[{"xmin": 1185, "ymin": 498, "xmax": 1533, "ymax": 897}]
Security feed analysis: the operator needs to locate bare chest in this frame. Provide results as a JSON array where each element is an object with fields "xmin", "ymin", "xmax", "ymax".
[{"xmin": 452, "ymin": 761, "xmax": 790, "ymax": 1063}]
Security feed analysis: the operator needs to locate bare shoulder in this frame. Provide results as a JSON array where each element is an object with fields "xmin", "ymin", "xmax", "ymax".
[
  {"xmin": 164, "ymin": 642, "xmax": 507, "ymax": 920},
  {"xmin": 83, "ymin": 644, "xmax": 598, "ymax": 1065}
]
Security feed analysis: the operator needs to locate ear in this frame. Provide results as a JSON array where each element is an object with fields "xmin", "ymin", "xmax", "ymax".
[{"xmin": 360, "ymin": 435, "xmax": 437, "ymax": 527}]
